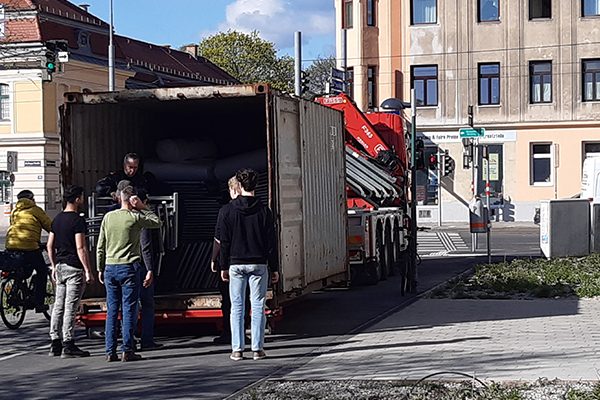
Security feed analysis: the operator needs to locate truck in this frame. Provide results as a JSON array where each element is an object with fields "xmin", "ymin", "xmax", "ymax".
[
  {"xmin": 316, "ymin": 93, "xmax": 411, "ymax": 291},
  {"xmin": 59, "ymin": 84, "xmax": 348, "ymax": 335}
]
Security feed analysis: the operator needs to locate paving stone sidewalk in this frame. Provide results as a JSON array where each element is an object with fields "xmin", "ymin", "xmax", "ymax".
[{"xmin": 283, "ymin": 298, "xmax": 600, "ymax": 382}]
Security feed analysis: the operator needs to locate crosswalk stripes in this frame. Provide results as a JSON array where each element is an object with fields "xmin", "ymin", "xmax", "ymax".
[{"xmin": 417, "ymin": 231, "xmax": 469, "ymax": 256}]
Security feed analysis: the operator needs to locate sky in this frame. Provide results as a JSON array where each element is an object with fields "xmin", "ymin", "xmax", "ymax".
[{"xmin": 80, "ymin": 0, "xmax": 336, "ymax": 65}]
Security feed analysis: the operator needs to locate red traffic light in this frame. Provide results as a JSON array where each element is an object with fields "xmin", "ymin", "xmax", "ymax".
[{"xmin": 428, "ymin": 154, "xmax": 437, "ymax": 170}]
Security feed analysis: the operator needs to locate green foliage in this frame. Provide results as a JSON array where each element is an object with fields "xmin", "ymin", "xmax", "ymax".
[
  {"xmin": 198, "ymin": 30, "xmax": 293, "ymax": 92},
  {"xmin": 304, "ymin": 55, "xmax": 336, "ymax": 97},
  {"xmin": 432, "ymin": 254, "xmax": 600, "ymax": 299}
]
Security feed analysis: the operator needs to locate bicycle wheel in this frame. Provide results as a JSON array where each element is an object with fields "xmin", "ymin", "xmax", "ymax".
[
  {"xmin": 43, "ymin": 273, "xmax": 55, "ymax": 321},
  {"xmin": 0, "ymin": 278, "xmax": 27, "ymax": 329}
]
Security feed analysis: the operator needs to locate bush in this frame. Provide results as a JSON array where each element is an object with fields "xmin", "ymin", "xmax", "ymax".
[{"xmin": 431, "ymin": 254, "xmax": 600, "ymax": 299}]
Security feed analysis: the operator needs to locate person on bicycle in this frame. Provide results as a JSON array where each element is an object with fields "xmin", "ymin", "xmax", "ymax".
[
  {"xmin": 5, "ymin": 189, "xmax": 52, "ymax": 313},
  {"xmin": 47, "ymin": 185, "xmax": 95, "ymax": 358}
]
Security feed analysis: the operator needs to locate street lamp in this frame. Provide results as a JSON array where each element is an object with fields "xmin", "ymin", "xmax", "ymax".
[
  {"xmin": 381, "ymin": 92, "xmax": 418, "ymax": 293},
  {"xmin": 108, "ymin": 0, "xmax": 115, "ymax": 91}
]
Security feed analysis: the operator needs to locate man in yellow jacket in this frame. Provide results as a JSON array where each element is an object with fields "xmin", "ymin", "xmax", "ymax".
[{"xmin": 6, "ymin": 190, "xmax": 53, "ymax": 312}]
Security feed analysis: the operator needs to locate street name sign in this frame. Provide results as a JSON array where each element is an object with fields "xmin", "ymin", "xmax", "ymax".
[{"xmin": 459, "ymin": 127, "xmax": 485, "ymax": 138}]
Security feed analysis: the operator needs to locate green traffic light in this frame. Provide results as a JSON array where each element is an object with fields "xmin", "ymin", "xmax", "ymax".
[{"xmin": 46, "ymin": 62, "xmax": 56, "ymax": 72}]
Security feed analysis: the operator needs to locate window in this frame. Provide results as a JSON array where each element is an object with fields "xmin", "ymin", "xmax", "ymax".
[
  {"xmin": 367, "ymin": 66, "xmax": 377, "ymax": 109},
  {"xmin": 478, "ymin": 63, "xmax": 500, "ymax": 105},
  {"xmin": 411, "ymin": 0, "xmax": 437, "ymax": 25},
  {"xmin": 530, "ymin": 61, "xmax": 552, "ymax": 103},
  {"xmin": 367, "ymin": 0, "xmax": 376, "ymax": 26},
  {"xmin": 479, "ymin": 0, "xmax": 499, "ymax": 22},
  {"xmin": 584, "ymin": 142, "xmax": 600, "ymax": 160},
  {"xmin": 529, "ymin": 0, "xmax": 551, "ymax": 19},
  {"xmin": 343, "ymin": 0, "xmax": 353, "ymax": 28},
  {"xmin": 411, "ymin": 65, "xmax": 438, "ymax": 106},
  {"xmin": 0, "ymin": 84, "xmax": 9, "ymax": 121},
  {"xmin": 582, "ymin": 0, "xmax": 600, "ymax": 17},
  {"xmin": 531, "ymin": 143, "xmax": 553, "ymax": 185},
  {"xmin": 346, "ymin": 67, "xmax": 354, "ymax": 99},
  {"xmin": 583, "ymin": 59, "xmax": 600, "ymax": 101}
]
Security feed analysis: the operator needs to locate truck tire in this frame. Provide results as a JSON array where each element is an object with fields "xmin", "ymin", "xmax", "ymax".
[{"xmin": 365, "ymin": 260, "xmax": 381, "ymax": 285}]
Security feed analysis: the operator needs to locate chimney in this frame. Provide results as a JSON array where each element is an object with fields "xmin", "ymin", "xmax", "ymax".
[
  {"xmin": 182, "ymin": 44, "xmax": 198, "ymax": 58},
  {"xmin": 79, "ymin": 4, "xmax": 90, "ymax": 12}
]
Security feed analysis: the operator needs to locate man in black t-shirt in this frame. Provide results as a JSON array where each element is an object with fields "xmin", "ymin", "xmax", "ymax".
[{"xmin": 47, "ymin": 185, "xmax": 95, "ymax": 358}]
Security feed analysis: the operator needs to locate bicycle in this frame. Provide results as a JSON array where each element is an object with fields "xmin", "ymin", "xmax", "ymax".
[{"xmin": 0, "ymin": 247, "xmax": 55, "ymax": 329}]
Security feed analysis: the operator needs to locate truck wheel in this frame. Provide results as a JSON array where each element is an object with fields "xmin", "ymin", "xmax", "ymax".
[
  {"xmin": 379, "ymin": 242, "xmax": 389, "ymax": 281},
  {"xmin": 365, "ymin": 260, "xmax": 381, "ymax": 285},
  {"xmin": 386, "ymin": 241, "xmax": 396, "ymax": 277}
]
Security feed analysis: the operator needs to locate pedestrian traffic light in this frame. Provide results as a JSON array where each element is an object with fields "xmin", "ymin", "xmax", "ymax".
[
  {"xmin": 301, "ymin": 71, "xmax": 310, "ymax": 95},
  {"xmin": 415, "ymin": 139, "xmax": 425, "ymax": 170},
  {"xmin": 442, "ymin": 150, "xmax": 455, "ymax": 177},
  {"xmin": 428, "ymin": 153, "xmax": 437, "ymax": 170},
  {"xmin": 468, "ymin": 105, "xmax": 474, "ymax": 127},
  {"xmin": 45, "ymin": 42, "xmax": 57, "ymax": 76}
]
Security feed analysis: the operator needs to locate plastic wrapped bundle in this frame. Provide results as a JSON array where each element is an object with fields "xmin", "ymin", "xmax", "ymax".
[
  {"xmin": 156, "ymin": 139, "xmax": 217, "ymax": 162},
  {"xmin": 214, "ymin": 149, "xmax": 268, "ymax": 180},
  {"xmin": 144, "ymin": 160, "xmax": 215, "ymax": 182}
]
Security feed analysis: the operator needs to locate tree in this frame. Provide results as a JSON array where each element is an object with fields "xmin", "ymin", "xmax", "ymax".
[
  {"xmin": 198, "ymin": 30, "xmax": 293, "ymax": 92},
  {"xmin": 304, "ymin": 55, "xmax": 336, "ymax": 97}
]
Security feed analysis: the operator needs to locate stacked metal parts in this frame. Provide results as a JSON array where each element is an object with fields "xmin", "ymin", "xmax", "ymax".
[{"xmin": 157, "ymin": 171, "xmax": 269, "ymax": 294}]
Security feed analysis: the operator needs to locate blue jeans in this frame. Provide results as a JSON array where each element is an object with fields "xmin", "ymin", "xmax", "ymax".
[
  {"xmin": 138, "ymin": 268, "xmax": 155, "ymax": 347},
  {"xmin": 104, "ymin": 263, "xmax": 140, "ymax": 355},
  {"xmin": 229, "ymin": 264, "xmax": 268, "ymax": 352}
]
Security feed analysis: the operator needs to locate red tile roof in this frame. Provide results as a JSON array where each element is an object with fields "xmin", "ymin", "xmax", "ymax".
[{"xmin": 1, "ymin": 0, "xmax": 237, "ymax": 84}]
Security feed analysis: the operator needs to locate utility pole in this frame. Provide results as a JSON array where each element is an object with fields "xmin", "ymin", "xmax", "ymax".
[
  {"xmin": 437, "ymin": 147, "xmax": 442, "ymax": 227},
  {"xmin": 409, "ymin": 89, "xmax": 418, "ymax": 293},
  {"xmin": 483, "ymin": 145, "xmax": 492, "ymax": 264},
  {"xmin": 294, "ymin": 31, "xmax": 302, "ymax": 97},
  {"xmin": 341, "ymin": 29, "xmax": 347, "ymax": 91},
  {"xmin": 108, "ymin": 0, "xmax": 115, "ymax": 91}
]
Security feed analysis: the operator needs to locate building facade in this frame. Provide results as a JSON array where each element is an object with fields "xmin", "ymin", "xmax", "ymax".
[
  {"xmin": 0, "ymin": 0, "xmax": 236, "ymax": 223},
  {"xmin": 336, "ymin": 0, "xmax": 600, "ymax": 223}
]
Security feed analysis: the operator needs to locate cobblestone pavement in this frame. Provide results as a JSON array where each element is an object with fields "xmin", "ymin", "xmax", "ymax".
[{"xmin": 282, "ymin": 298, "xmax": 600, "ymax": 382}]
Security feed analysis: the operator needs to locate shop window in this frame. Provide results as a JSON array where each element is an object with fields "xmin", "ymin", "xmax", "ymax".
[{"xmin": 531, "ymin": 143, "xmax": 553, "ymax": 185}]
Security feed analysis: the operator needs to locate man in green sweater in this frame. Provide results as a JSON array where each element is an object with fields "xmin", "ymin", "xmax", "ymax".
[{"xmin": 97, "ymin": 185, "xmax": 161, "ymax": 362}]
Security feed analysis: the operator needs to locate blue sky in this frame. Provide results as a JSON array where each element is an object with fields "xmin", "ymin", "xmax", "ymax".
[{"xmin": 81, "ymin": 0, "xmax": 336, "ymax": 65}]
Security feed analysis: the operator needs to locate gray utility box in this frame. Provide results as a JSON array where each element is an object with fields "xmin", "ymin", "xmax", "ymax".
[
  {"xmin": 540, "ymin": 199, "xmax": 590, "ymax": 258},
  {"xmin": 591, "ymin": 203, "xmax": 600, "ymax": 253}
]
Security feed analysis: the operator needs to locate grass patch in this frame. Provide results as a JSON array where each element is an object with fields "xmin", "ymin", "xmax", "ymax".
[{"xmin": 430, "ymin": 254, "xmax": 600, "ymax": 299}]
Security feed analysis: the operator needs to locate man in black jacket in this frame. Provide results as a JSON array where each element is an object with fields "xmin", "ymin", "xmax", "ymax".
[
  {"xmin": 95, "ymin": 153, "xmax": 154, "ymax": 199},
  {"xmin": 219, "ymin": 168, "xmax": 279, "ymax": 361}
]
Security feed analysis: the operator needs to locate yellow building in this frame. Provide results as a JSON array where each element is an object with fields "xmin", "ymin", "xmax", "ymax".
[
  {"xmin": 336, "ymin": 0, "xmax": 600, "ymax": 223},
  {"xmin": 0, "ymin": 0, "xmax": 235, "ymax": 223}
]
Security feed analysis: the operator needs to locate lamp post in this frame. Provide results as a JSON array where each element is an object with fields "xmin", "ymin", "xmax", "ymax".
[
  {"xmin": 380, "ymin": 93, "xmax": 417, "ymax": 294},
  {"xmin": 108, "ymin": 0, "xmax": 115, "ymax": 91}
]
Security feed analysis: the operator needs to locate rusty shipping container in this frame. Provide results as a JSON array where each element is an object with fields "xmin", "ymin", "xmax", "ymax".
[{"xmin": 60, "ymin": 84, "xmax": 347, "ymax": 325}]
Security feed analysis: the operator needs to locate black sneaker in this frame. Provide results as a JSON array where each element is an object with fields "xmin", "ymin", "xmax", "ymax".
[
  {"xmin": 212, "ymin": 335, "xmax": 231, "ymax": 345},
  {"xmin": 106, "ymin": 353, "xmax": 119, "ymax": 362},
  {"xmin": 61, "ymin": 341, "xmax": 91, "ymax": 358},
  {"xmin": 140, "ymin": 342, "xmax": 164, "ymax": 351},
  {"xmin": 49, "ymin": 339, "xmax": 62, "ymax": 357},
  {"xmin": 121, "ymin": 352, "xmax": 143, "ymax": 362}
]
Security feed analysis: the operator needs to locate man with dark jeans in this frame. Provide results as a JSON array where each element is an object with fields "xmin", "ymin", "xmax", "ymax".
[
  {"xmin": 47, "ymin": 185, "xmax": 95, "ymax": 358},
  {"xmin": 97, "ymin": 186, "xmax": 161, "ymax": 362},
  {"xmin": 6, "ymin": 190, "xmax": 52, "ymax": 313}
]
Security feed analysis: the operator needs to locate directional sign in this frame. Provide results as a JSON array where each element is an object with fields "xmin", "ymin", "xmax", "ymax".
[
  {"xmin": 459, "ymin": 127, "xmax": 485, "ymax": 138},
  {"xmin": 331, "ymin": 67, "xmax": 346, "ymax": 81}
]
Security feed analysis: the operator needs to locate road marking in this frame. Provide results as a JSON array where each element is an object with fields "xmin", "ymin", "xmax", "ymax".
[
  {"xmin": 417, "ymin": 232, "xmax": 468, "ymax": 256},
  {"xmin": 0, "ymin": 352, "xmax": 27, "ymax": 361}
]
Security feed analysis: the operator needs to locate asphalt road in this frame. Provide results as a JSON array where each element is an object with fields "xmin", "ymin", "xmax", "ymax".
[{"xmin": 0, "ymin": 225, "xmax": 540, "ymax": 400}]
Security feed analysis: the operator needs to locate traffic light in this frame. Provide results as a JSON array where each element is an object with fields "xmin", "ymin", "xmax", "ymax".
[
  {"xmin": 45, "ymin": 42, "xmax": 57, "ymax": 77},
  {"xmin": 428, "ymin": 153, "xmax": 438, "ymax": 170},
  {"xmin": 442, "ymin": 150, "xmax": 455, "ymax": 177},
  {"xmin": 468, "ymin": 105, "xmax": 474, "ymax": 127},
  {"xmin": 301, "ymin": 71, "xmax": 310, "ymax": 95},
  {"xmin": 415, "ymin": 139, "xmax": 425, "ymax": 170}
]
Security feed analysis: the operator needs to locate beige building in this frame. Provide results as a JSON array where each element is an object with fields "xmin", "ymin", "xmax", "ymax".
[
  {"xmin": 336, "ymin": 0, "xmax": 600, "ymax": 223},
  {"xmin": 0, "ymin": 0, "xmax": 235, "ymax": 226}
]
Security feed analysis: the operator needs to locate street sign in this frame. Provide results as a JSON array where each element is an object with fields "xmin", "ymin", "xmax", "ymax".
[
  {"xmin": 459, "ymin": 127, "xmax": 485, "ymax": 138},
  {"xmin": 7, "ymin": 151, "xmax": 18, "ymax": 172},
  {"xmin": 330, "ymin": 78, "xmax": 345, "ymax": 92},
  {"xmin": 331, "ymin": 67, "xmax": 346, "ymax": 81},
  {"xmin": 57, "ymin": 51, "xmax": 69, "ymax": 63}
]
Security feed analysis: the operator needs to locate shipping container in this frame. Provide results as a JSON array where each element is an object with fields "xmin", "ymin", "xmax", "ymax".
[{"xmin": 59, "ymin": 84, "xmax": 348, "ymax": 330}]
